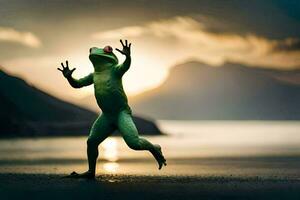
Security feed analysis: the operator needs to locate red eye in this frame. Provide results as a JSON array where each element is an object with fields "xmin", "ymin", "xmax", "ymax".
[{"xmin": 104, "ymin": 46, "xmax": 113, "ymax": 53}]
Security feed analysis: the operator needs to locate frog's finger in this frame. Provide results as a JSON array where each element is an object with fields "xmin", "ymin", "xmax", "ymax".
[
  {"xmin": 125, "ymin": 40, "xmax": 128, "ymax": 46},
  {"xmin": 64, "ymin": 61, "xmax": 70, "ymax": 70},
  {"xmin": 71, "ymin": 68, "xmax": 76, "ymax": 72},
  {"xmin": 115, "ymin": 48, "xmax": 124, "ymax": 54},
  {"xmin": 120, "ymin": 39, "xmax": 125, "ymax": 47},
  {"xmin": 129, "ymin": 43, "xmax": 131, "ymax": 48},
  {"xmin": 65, "ymin": 60, "xmax": 70, "ymax": 69},
  {"xmin": 57, "ymin": 68, "xmax": 63, "ymax": 72}
]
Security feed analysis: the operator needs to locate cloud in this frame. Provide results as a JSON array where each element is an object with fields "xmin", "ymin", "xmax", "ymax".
[
  {"xmin": 272, "ymin": 38, "xmax": 300, "ymax": 52},
  {"xmin": 0, "ymin": 27, "xmax": 41, "ymax": 48},
  {"xmin": 92, "ymin": 26, "xmax": 145, "ymax": 40},
  {"xmin": 92, "ymin": 16, "xmax": 300, "ymax": 70}
]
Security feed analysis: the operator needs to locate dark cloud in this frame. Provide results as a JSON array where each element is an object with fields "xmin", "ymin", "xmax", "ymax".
[
  {"xmin": 272, "ymin": 38, "xmax": 300, "ymax": 52},
  {"xmin": 1, "ymin": 0, "xmax": 299, "ymax": 64},
  {"xmin": 0, "ymin": 0, "xmax": 299, "ymax": 59},
  {"xmin": 1, "ymin": 0, "xmax": 300, "ymax": 37}
]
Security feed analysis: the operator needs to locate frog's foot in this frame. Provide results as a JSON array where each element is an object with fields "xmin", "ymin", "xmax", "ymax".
[
  {"xmin": 152, "ymin": 144, "xmax": 167, "ymax": 170},
  {"xmin": 65, "ymin": 171, "xmax": 95, "ymax": 179}
]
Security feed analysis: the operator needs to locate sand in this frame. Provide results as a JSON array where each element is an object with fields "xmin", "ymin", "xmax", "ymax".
[{"xmin": 0, "ymin": 173, "xmax": 300, "ymax": 200}]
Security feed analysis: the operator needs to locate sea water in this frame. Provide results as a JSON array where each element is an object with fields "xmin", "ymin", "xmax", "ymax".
[{"xmin": 0, "ymin": 121, "xmax": 299, "ymax": 177}]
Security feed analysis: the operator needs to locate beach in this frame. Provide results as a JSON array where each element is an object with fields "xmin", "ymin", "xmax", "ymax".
[{"xmin": 0, "ymin": 121, "xmax": 300, "ymax": 199}]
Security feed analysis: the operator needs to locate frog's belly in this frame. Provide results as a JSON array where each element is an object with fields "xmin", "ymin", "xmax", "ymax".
[{"xmin": 94, "ymin": 86, "xmax": 128, "ymax": 113}]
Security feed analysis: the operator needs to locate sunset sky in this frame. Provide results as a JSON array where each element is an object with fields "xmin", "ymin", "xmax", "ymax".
[{"xmin": 0, "ymin": 0, "xmax": 299, "ymax": 103}]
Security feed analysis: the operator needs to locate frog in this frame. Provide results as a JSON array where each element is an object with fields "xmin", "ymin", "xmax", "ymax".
[{"xmin": 58, "ymin": 40, "xmax": 166, "ymax": 179}]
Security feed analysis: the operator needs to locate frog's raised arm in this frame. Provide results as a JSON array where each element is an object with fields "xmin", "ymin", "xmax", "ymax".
[
  {"xmin": 57, "ymin": 60, "xmax": 94, "ymax": 88},
  {"xmin": 66, "ymin": 73, "xmax": 94, "ymax": 88},
  {"xmin": 115, "ymin": 39, "xmax": 131, "ymax": 77}
]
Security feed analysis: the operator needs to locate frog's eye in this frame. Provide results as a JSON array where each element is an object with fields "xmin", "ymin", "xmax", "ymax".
[{"xmin": 104, "ymin": 46, "xmax": 113, "ymax": 53}]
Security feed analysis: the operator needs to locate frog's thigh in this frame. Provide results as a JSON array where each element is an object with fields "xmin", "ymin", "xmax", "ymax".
[
  {"xmin": 88, "ymin": 114, "xmax": 115, "ymax": 145},
  {"xmin": 117, "ymin": 110, "xmax": 153, "ymax": 150}
]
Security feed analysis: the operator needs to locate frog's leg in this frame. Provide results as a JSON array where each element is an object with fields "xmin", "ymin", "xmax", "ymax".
[
  {"xmin": 117, "ymin": 110, "xmax": 167, "ymax": 170},
  {"xmin": 68, "ymin": 114, "xmax": 116, "ymax": 178}
]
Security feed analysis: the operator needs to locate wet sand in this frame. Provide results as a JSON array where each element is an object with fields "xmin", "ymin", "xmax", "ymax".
[{"xmin": 0, "ymin": 173, "xmax": 300, "ymax": 200}]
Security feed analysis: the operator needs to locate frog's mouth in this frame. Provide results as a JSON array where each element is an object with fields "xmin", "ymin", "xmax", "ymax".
[
  {"xmin": 89, "ymin": 53, "xmax": 117, "ymax": 62},
  {"xmin": 89, "ymin": 47, "xmax": 118, "ymax": 64}
]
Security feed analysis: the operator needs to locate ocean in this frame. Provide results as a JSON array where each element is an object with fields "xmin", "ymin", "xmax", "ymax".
[{"xmin": 0, "ymin": 120, "xmax": 299, "ymax": 178}]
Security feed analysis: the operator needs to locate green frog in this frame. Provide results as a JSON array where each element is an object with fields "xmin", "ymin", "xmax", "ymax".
[{"xmin": 58, "ymin": 40, "xmax": 166, "ymax": 179}]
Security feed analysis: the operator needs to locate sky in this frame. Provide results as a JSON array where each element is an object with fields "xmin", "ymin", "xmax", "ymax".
[{"xmin": 0, "ymin": 0, "xmax": 300, "ymax": 103}]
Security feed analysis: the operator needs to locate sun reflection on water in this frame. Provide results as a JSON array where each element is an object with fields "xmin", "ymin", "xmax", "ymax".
[
  {"xmin": 103, "ymin": 162, "xmax": 120, "ymax": 173},
  {"xmin": 100, "ymin": 138, "xmax": 120, "ymax": 173},
  {"xmin": 101, "ymin": 138, "xmax": 118, "ymax": 162}
]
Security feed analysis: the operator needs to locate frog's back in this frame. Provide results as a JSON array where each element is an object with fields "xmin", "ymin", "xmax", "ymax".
[{"xmin": 93, "ymin": 70, "xmax": 129, "ymax": 113}]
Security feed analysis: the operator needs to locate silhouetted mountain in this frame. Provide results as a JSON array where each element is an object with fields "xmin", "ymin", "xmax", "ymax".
[
  {"xmin": 129, "ymin": 61, "xmax": 300, "ymax": 120},
  {"xmin": 0, "ymin": 69, "xmax": 162, "ymax": 136}
]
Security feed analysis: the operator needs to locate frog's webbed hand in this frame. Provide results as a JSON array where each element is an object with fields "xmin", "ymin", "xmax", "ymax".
[
  {"xmin": 57, "ymin": 60, "xmax": 76, "ymax": 78},
  {"xmin": 116, "ymin": 39, "xmax": 131, "ymax": 57},
  {"xmin": 57, "ymin": 60, "xmax": 93, "ymax": 88},
  {"xmin": 115, "ymin": 39, "xmax": 131, "ymax": 77}
]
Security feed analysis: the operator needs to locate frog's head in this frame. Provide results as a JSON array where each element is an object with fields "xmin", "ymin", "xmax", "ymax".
[{"xmin": 89, "ymin": 46, "xmax": 118, "ymax": 65}]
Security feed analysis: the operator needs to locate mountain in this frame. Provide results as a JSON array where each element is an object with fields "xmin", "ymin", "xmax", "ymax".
[
  {"xmin": 0, "ymin": 69, "xmax": 162, "ymax": 136},
  {"xmin": 129, "ymin": 61, "xmax": 300, "ymax": 120}
]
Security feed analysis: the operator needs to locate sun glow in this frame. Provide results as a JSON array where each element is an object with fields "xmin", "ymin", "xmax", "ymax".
[
  {"xmin": 100, "ymin": 138, "xmax": 120, "ymax": 173},
  {"xmin": 68, "ymin": 49, "xmax": 170, "ymax": 96},
  {"xmin": 122, "ymin": 51, "xmax": 169, "ymax": 95},
  {"xmin": 103, "ymin": 162, "xmax": 120, "ymax": 173},
  {"xmin": 101, "ymin": 138, "xmax": 119, "ymax": 162}
]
